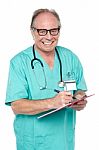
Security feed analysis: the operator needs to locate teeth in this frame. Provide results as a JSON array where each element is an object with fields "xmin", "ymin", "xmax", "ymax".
[{"xmin": 43, "ymin": 42, "xmax": 52, "ymax": 45}]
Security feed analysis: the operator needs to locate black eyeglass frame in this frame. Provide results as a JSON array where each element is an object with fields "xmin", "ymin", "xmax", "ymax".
[{"xmin": 32, "ymin": 27, "xmax": 60, "ymax": 36}]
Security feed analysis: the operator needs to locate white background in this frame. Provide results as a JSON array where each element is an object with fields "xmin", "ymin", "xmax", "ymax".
[{"xmin": 0, "ymin": 0, "xmax": 99, "ymax": 149}]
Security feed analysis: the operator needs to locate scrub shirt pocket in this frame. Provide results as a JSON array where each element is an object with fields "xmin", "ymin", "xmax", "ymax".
[
  {"xmin": 14, "ymin": 115, "xmax": 35, "ymax": 150},
  {"xmin": 35, "ymin": 134, "xmax": 54, "ymax": 150},
  {"xmin": 16, "ymin": 135, "xmax": 35, "ymax": 150}
]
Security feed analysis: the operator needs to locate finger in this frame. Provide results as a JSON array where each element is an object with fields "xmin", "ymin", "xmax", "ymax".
[
  {"xmin": 62, "ymin": 98, "xmax": 71, "ymax": 105},
  {"xmin": 65, "ymin": 91, "xmax": 72, "ymax": 96},
  {"xmin": 70, "ymin": 105, "xmax": 85, "ymax": 111},
  {"xmin": 77, "ymin": 100, "xmax": 87, "ymax": 105}
]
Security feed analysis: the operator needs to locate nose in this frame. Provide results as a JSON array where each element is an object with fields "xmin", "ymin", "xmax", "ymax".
[{"xmin": 45, "ymin": 31, "xmax": 52, "ymax": 39}]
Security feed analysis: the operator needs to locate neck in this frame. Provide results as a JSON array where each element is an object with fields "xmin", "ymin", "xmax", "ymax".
[
  {"xmin": 34, "ymin": 45, "xmax": 55, "ymax": 69},
  {"xmin": 34, "ymin": 45, "xmax": 55, "ymax": 58}
]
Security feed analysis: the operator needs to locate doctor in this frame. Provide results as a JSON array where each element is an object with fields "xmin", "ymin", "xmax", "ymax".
[{"xmin": 5, "ymin": 8, "xmax": 87, "ymax": 150}]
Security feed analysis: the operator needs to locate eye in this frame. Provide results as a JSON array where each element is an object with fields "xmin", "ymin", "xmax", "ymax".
[
  {"xmin": 51, "ymin": 29, "xmax": 58, "ymax": 33},
  {"xmin": 50, "ymin": 28, "xmax": 59, "ymax": 35},
  {"xmin": 39, "ymin": 29, "xmax": 46, "ymax": 35}
]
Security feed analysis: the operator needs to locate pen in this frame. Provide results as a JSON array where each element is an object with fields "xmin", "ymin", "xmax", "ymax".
[
  {"xmin": 54, "ymin": 89, "xmax": 76, "ymax": 99},
  {"xmin": 54, "ymin": 89, "xmax": 60, "ymax": 93}
]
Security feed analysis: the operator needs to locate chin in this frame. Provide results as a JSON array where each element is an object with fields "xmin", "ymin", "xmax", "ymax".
[
  {"xmin": 43, "ymin": 44, "xmax": 56, "ymax": 50},
  {"xmin": 44, "ymin": 46, "xmax": 55, "ymax": 52}
]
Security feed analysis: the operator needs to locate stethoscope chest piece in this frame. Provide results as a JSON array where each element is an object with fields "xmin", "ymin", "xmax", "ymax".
[{"xmin": 58, "ymin": 81, "xmax": 65, "ymax": 88}]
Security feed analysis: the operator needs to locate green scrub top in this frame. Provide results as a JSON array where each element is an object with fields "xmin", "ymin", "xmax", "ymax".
[{"xmin": 5, "ymin": 46, "xmax": 87, "ymax": 150}]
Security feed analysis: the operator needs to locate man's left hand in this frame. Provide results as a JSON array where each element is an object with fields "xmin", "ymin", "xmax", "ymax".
[{"xmin": 71, "ymin": 99, "xmax": 87, "ymax": 111}]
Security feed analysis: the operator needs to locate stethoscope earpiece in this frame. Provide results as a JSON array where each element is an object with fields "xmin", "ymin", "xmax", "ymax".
[{"xmin": 40, "ymin": 86, "xmax": 47, "ymax": 90}]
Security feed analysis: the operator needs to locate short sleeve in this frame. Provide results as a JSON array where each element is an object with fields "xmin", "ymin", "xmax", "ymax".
[
  {"xmin": 75, "ymin": 58, "xmax": 87, "ymax": 91},
  {"xmin": 5, "ymin": 58, "xmax": 29, "ymax": 106}
]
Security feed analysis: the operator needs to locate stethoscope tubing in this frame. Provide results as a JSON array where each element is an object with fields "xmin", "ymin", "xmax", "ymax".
[{"xmin": 31, "ymin": 44, "xmax": 63, "ymax": 82}]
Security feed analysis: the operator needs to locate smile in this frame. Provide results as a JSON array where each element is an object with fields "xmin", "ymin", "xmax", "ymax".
[{"xmin": 42, "ymin": 41, "xmax": 54, "ymax": 45}]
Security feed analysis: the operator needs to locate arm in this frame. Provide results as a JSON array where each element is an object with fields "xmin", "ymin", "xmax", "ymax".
[
  {"xmin": 11, "ymin": 98, "xmax": 54, "ymax": 115},
  {"xmin": 11, "ymin": 91, "xmax": 73, "ymax": 115},
  {"xmin": 71, "ymin": 55, "xmax": 87, "ymax": 111}
]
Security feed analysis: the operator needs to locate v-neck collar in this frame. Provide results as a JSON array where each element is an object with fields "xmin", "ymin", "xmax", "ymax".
[{"xmin": 34, "ymin": 49, "xmax": 57, "ymax": 72}]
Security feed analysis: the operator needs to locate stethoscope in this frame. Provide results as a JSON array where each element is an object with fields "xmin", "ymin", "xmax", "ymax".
[{"xmin": 31, "ymin": 44, "xmax": 65, "ymax": 90}]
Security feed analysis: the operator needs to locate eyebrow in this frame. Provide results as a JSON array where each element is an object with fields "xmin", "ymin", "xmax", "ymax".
[{"xmin": 32, "ymin": 27, "xmax": 60, "ymax": 30}]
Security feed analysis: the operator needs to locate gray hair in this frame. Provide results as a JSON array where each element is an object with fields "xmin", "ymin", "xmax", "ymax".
[{"xmin": 30, "ymin": 8, "xmax": 61, "ymax": 28}]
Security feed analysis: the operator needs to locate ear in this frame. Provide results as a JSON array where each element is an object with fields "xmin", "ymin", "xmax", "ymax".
[{"xmin": 30, "ymin": 29, "xmax": 35, "ymax": 40}]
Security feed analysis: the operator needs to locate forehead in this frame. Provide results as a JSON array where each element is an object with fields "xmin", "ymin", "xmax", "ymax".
[{"xmin": 34, "ymin": 12, "xmax": 59, "ymax": 28}]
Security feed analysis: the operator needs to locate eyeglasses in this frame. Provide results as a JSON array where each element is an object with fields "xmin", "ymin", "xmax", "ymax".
[{"xmin": 32, "ymin": 27, "xmax": 60, "ymax": 36}]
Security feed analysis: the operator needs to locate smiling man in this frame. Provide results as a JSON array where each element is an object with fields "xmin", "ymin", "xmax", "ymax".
[
  {"xmin": 5, "ymin": 9, "xmax": 87, "ymax": 150},
  {"xmin": 30, "ymin": 9, "xmax": 61, "ymax": 69}
]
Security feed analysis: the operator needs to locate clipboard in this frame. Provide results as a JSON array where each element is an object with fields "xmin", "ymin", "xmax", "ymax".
[{"xmin": 37, "ymin": 94, "xmax": 95, "ymax": 119}]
